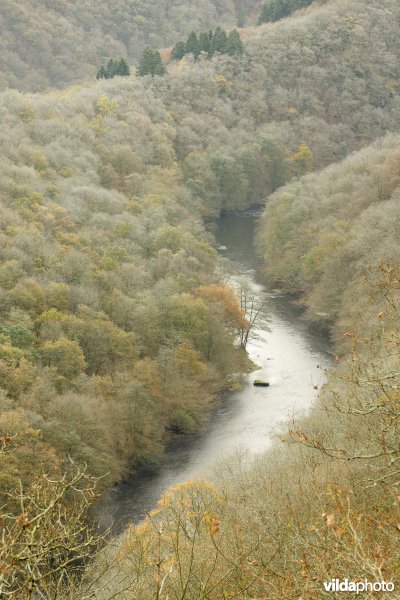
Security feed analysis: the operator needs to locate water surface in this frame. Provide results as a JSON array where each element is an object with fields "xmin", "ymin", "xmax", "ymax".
[{"xmin": 102, "ymin": 211, "xmax": 331, "ymax": 531}]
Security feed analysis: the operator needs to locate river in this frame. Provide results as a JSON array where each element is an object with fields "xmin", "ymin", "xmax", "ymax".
[{"xmin": 100, "ymin": 211, "xmax": 332, "ymax": 533}]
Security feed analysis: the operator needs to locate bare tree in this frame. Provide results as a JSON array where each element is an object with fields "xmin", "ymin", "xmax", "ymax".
[
  {"xmin": 237, "ymin": 283, "xmax": 262, "ymax": 350},
  {"xmin": 0, "ymin": 459, "xmax": 107, "ymax": 599}
]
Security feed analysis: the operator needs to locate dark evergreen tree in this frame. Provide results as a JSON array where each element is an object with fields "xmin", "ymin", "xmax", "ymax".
[
  {"xmin": 258, "ymin": 0, "xmax": 312, "ymax": 24},
  {"xmin": 198, "ymin": 31, "xmax": 212, "ymax": 55},
  {"xmin": 173, "ymin": 28, "xmax": 239, "ymax": 62},
  {"xmin": 208, "ymin": 30, "xmax": 215, "ymax": 56},
  {"xmin": 116, "ymin": 57, "xmax": 130, "ymax": 76},
  {"xmin": 96, "ymin": 65, "xmax": 108, "ymax": 80},
  {"xmin": 106, "ymin": 58, "xmax": 118, "ymax": 78},
  {"xmin": 172, "ymin": 41, "xmax": 186, "ymax": 60},
  {"xmin": 150, "ymin": 49, "xmax": 166, "ymax": 75},
  {"xmin": 137, "ymin": 48, "xmax": 153, "ymax": 76},
  {"xmin": 137, "ymin": 47, "xmax": 166, "ymax": 77},
  {"xmin": 185, "ymin": 32, "xmax": 200, "ymax": 60},
  {"xmin": 259, "ymin": 1, "xmax": 272, "ymax": 23},
  {"xmin": 226, "ymin": 29, "xmax": 244, "ymax": 56},
  {"xmin": 96, "ymin": 57, "xmax": 130, "ymax": 80},
  {"xmin": 210, "ymin": 27, "xmax": 228, "ymax": 56},
  {"xmin": 258, "ymin": 0, "xmax": 289, "ymax": 23}
]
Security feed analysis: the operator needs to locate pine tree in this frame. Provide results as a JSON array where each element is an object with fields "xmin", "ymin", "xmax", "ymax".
[
  {"xmin": 116, "ymin": 57, "xmax": 130, "ymax": 76},
  {"xmin": 106, "ymin": 58, "xmax": 118, "ymax": 78},
  {"xmin": 185, "ymin": 32, "xmax": 200, "ymax": 60},
  {"xmin": 258, "ymin": 0, "xmax": 313, "ymax": 23},
  {"xmin": 258, "ymin": 1, "xmax": 272, "ymax": 23},
  {"xmin": 172, "ymin": 41, "xmax": 186, "ymax": 61},
  {"xmin": 151, "ymin": 49, "xmax": 166, "ymax": 75},
  {"xmin": 226, "ymin": 30, "xmax": 244, "ymax": 56},
  {"xmin": 137, "ymin": 47, "xmax": 166, "ymax": 77},
  {"xmin": 137, "ymin": 48, "xmax": 152, "ymax": 76},
  {"xmin": 207, "ymin": 30, "xmax": 214, "ymax": 56},
  {"xmin": 198, "ymin": 31, "xmax": 211, "ymax": 55},
  {"xmin": 96, "ymin": 57, "xmax": 130, "ymax": 80},
  {"xmin": 96, "ymin": 65, "xmax": 108, "ymax": 80},
  {"xmin": 210, "ymin": 27, "xmax": 228, "ymax": 56}
]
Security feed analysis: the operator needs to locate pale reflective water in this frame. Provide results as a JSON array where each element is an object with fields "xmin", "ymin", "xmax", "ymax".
[{"xmin": 101, "ymin": 211, "xmax": 331, "ymax": 532}]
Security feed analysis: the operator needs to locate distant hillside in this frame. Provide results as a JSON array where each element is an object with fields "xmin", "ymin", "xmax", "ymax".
[
  {"xmin": 0, "ymin": 0, "xmax": 339, "ymax": 92},
  {"xmin": 0, "ymin": 0, "xmax": 261, "ymax": 91},
  {"xmin": 162, "ymin": 0, "xmax": 400, "ymax": 214}
]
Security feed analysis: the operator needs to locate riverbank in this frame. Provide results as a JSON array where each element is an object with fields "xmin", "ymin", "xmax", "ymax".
[
  {"xmin": 91, "ymin": 223, "xmax": 400, "ymax": 600},
  {"xmin": 100, "ymin": 211, "xmax": 331, "ymax": 532}
]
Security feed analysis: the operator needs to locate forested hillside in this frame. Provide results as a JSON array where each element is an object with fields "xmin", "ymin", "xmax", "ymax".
[
  {"xmin": 96, "ymin": 139, "xmax": 400, "ymax": 595},
  {"xmin": 1, "ymin": 0, "xmax": 400, "ymax": 596},
  {"xmin": 0, "ymin": 79, "xmax": 257, "ymax": 494},
  {"xmin": 256, "ymin": 134, "xmax": 400, "ymax": 341},
  {"xmin": 95, "ymin": 258, "xmax": 400, "ymax": 598},
  {"xmin": 0, "ymin": 0, "xmax": 261, "ymax": 91},
  {"xmin": 93, "ymin": 17, "xmax": 400, "ymax": 600},
  {"xmin": 161, "ymin": 0, "xmax": 400, "ymax": 214}
]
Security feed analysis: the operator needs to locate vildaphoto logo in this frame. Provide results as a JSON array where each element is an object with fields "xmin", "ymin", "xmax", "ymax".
[{"xmin": 323, "ymin": 579, "xmax": 395, "ymax": 594}]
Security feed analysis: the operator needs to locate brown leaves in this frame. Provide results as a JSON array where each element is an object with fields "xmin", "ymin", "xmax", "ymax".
[
  {"xmin": 0, "ymin": 434, "xmax": 12, "ymax": 448},
  {"xmin": 210, "ymin": 518, "xmax": 221, "ymax": 535},
  {"xmin": 322, "ymin": 512, "xmax": 335, "ymax": 529},
  {"xmin": 15, "ymin": 514, "xmax": 30, "ymax": 529}
]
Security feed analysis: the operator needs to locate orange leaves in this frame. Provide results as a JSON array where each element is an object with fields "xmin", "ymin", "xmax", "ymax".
[
  {"xmin": 0, "ymin": 434, "xmax": 12, "ymax": 449},
  {"xmin": 160, "ymin": 47, "xmax": 173, "ymax": 64},
  {"xmin": 322, "ymin": 512, "xmax": 345, "ymax": 540},
  {"xmin": 210, "ymin": 518, "xmax": 221, "ymax": 535},
  {"xmin": 194, "ymin": 284, "xmax": 246, "ymax": 329},
  {"xmin": 15, "ymin": 514, "xmax": 30, "ymax": 529},
  {"xmin": 322, "ymin": 513, "xmax": 335, "ymax": 529},
  {"xmin": 288, "ymin": 426, "xmax": 307, "ymax": 443}
]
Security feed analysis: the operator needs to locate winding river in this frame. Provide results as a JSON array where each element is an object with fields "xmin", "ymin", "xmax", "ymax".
[{"xmin": 101, "ymin": 211, "xmax": 332, "ymax": 532}]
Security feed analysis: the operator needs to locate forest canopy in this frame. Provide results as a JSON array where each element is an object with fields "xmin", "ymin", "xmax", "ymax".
[
  {"xmin": 256, "ymin": 134, "xmax": 400, "ymax": 340},
  {"xmin": 0, "ymin": 0, "xmax": 399, "ymax": 596},
  {"xmin": 0, "ymin": 0, "xmax": 397, "ymax": 489},
  {"xmin": 0, "ymin": 0, "xmax": 260, "ymax": 91}
]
